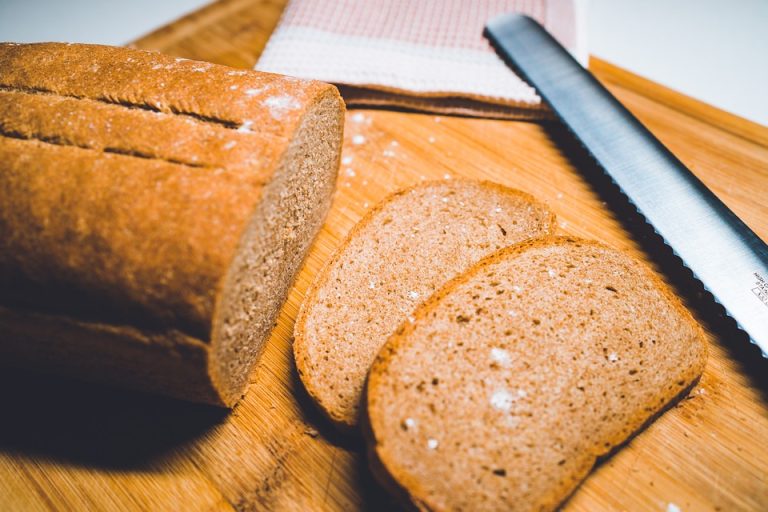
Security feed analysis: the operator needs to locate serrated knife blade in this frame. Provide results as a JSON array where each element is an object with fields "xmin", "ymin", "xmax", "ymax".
[{"xmin": 485, "ymin": 14, "xmax": 768, "ymax": 356}]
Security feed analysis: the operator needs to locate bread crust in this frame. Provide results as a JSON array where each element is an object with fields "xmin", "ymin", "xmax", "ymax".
[
  {"xmin": 365, "ymin": 236, "xmax": 708, "ymax": 511},
  {"xmin": 0, "ymin": 43, "xmax": 344, "ymax": 405},
  {"xmin": 293, "ymin": 179, "xmax": 557, "ymax": 430},
  {"xmin": 0, "ymin": 42, "xmax": 325, "ymax": 137},
  {"xmin": 0, "ymin": 304, "xmax": 220, "ymax": 403}
]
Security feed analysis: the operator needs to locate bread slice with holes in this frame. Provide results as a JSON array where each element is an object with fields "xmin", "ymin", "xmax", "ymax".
[
  {"xmin": 365, "ymin": 236, "xmax": 707, "ymax": 511},
  {"xmin": 294, "ymin": 180, "xmax": 556, "ymax": 430},
  {"xmin": 0, "ymin": 42, "xmax": 344, "ymax": 406}
]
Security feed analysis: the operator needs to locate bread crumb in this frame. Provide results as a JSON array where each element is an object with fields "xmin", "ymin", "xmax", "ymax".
[
  {"xmin": 304, "ymin": 427, "xmax": 319, "ymax": 437},
  {"xmin": 230, "ymin": 85, "xmax": 239, "ymax": 90},
  {"xmin": 151, "ymin": 64, "xmax": 162, "ymax": 70},
  {"xmin": 390, "ymin": 140, "xmax": 399, "ymax": 147},
  {"xmin": 441, "ymin": 197, "xmax": 449, "ymax": 203},
  {"xmin": 352, "ymin": 134, "xmax": 366, "ymax": 145},
  {"xmin": 245, "ymin": 87, "xmax": 264, "ymax": 95},
  {"xmin": 407, "ymin": 315, "xmax": 416, "ymax": 324},
  {"xmin": 383, "ymin": 149, "xmax": 395, "ymax": 157},
  {"xmin": 608, "ymin": 352, "xmax": 618, "ymax": 362},
  {"xmin": 403, "ymin": 417, "xmax": 416, "ymax": 430},
  {"xmin": 428, "ymin": 136, "xmax": 436, "ymax": 143},
  {"xmin": 408, "ymin": 291, "xmax": 420, "ymax": 300},
  {"xmin": 427, "ymin": 438, "xmax": 439, "ymax": 449},
  {"xmin": 512, "ymin": 285, "xmax": 523, "ymax": 293},
  {"xmin": 556, "ymin": 192, "xmax": 564, "ymax": 199},
  {"xmin": 443, "ymin": 173, "xmax": 452, "ymax": 180},
  {"xmin": 351, "ymin": 112, "xmax": 366, "ymax": 123},
  {"xmin": 548, "ymin": 269, "xmax": 556, "ymax": 278},
  {"xmin": 368, "ymin": 280, "xmax": 376, "ymax": 290},
  {"xmin": 345, "ymin": 168, "xmax": 356, "ymax": 177},
  {"xmin": 508, "ymin": 310, "xmax": 518, "ymax": 317},
  {"xmin": 490, "ymin": 389, "xmax": 514, "ymax": 411},
  {"xmin": 223, "ymin": 140, "xmax": 237, "ymax": 150},
  {"xmin": 342, "ymin": 156, "xmax": 353, "ymax": 165}
]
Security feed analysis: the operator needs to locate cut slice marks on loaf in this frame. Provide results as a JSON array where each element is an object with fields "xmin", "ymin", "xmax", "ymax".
[
  {"xmin": 365, "ymin": 237, "xmax": 707, "ymax": 512},
  {"xmin": 294, "ymin": 180, "xmax": 556, "ymax": 429},
  {"xmin": 0, "ymin": 43, "xmax": 345, "ymax": 406}
]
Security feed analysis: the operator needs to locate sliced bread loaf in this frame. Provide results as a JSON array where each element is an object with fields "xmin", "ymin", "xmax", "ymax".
[
  {"xmin": 0, "ymin": 43, "xmax": 344, "ymax": 406},
  {"xmin": 294, "ymin": 180, "xmax": 556, "ymax": 429},
  {"xmin": 365, "ymin": 236, "xmax": 707, "ymax": 511}
]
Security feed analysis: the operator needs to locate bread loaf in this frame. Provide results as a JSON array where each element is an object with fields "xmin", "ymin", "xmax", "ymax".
[
  {"xmin": 294, "ymin": 180, "xmax": 556, "ymax": 430},
  {"xmin": 365, "ymin": 237, "xmax": 707, "ymax": 511},
  {"xmin": 0, "ymin": 43, "xmax": 345, "ymax": 406}
]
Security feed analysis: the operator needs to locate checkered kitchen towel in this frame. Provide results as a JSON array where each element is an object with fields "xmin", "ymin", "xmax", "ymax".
[{"xmin": 255, "ymin": 0, "xmax": 586, "ymax": 119}]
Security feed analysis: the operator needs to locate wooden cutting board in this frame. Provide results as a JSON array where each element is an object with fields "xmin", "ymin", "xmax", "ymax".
[{"xmin": 2, "ymin": 0, "xmax": 767, "ymax": 510}]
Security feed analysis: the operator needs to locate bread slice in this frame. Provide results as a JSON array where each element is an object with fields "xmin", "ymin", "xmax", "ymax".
[
  {"xmin": 365, "ymin": 236, "xmax": 707, "ymax": 512},
  {"xmin": 0, "ymin": 43, "xmax": 345, "ymax": 406},
  {"xmin": 294, "ymin": 180, "xmax": 556, "ymax": 429}
]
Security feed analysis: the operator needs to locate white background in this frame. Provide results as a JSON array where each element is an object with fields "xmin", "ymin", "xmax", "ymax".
[{"xmin": 1, "ymin": 0, "xmax": 766, "ymax": 126}]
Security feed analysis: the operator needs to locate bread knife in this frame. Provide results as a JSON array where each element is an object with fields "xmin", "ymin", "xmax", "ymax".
[{"xmin": 485, "ymin": 14, "xmax": 768, "ymax": 356}]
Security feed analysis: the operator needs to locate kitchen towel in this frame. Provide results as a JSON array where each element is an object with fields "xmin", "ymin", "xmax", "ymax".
[{"xmin": 255, "ymin": 0, "xmax": 587, "ymax": 119}]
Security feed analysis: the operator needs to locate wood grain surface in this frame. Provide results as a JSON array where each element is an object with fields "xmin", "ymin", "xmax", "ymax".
[{"xmin": 2, "ymin": 0, "xmax": 767, "ymax": 510}]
